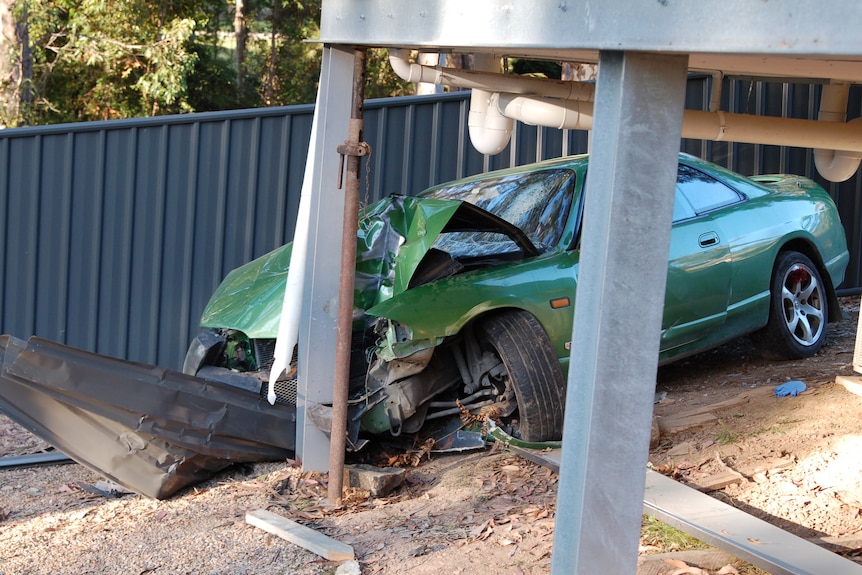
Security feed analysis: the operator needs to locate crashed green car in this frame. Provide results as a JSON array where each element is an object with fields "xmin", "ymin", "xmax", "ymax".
[{"xmin": 183, "ymin": 153, "xmax": 850, "ymax": 446}]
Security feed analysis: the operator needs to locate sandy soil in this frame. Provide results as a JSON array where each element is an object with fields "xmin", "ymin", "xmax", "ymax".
[{"xmin": 1, "ymin": 297, "xmax": 860, "ymax": 575}]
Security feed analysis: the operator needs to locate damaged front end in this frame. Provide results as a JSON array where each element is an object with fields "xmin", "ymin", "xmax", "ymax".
[
  {"xmin": 187, "ymin": 192, "xmax": 550, "ymax": 450},
  {"xmin": 189, "ymin": 166, "xmax": 576, "ymax": 451}
]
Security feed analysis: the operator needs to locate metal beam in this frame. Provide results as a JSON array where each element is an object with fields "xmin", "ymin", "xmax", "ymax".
[
  {"xmin": 550, "ymin": 51, "xmax": 689, "ymax": 574},
  {"xmin": 296, "ymin": 46, "xmax": 354, "ymax": 471},
  {"xmin": 644, "ymin": 470, "xmax": 862, "ymax": 575},
  {"xmin": 319, "ymin": 1, "xmax": 862, "ymax": 60},
  {"xmin": 0, "ymin": 451, "xmax": 73, "ymax": 469}
]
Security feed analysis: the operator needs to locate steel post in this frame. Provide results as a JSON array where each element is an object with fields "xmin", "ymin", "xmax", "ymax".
[
  {"xmin": 550, "ymin": 51, "xmax": 689, "ymax": 574},
  {"xmin": 328, "ymin": 48, "xmax": 368, "ymax": 505}
]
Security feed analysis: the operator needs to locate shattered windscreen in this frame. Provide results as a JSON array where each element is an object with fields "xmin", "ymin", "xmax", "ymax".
[{"xmin": 421, "ymin": 169, "xmax": 576, "ymax": 256}]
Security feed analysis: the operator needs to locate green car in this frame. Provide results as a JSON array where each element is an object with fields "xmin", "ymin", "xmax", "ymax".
[{"xmin": 183, "ymin": 153, "xmax": 850, "ymax": 446}]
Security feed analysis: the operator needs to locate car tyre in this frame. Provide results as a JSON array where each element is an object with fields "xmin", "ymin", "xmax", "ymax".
[
  {"xmin": 752, "ymin": 251, "xmax": 828, "ymax": 360},
  {"xmin": 478, "ymin": 310, "xmax": 566, "ymax": 442}
]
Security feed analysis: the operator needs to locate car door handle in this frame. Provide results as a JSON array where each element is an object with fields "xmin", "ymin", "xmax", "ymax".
[{"xmin": 698, "ymin": 232, "xmax": 719, "ymax": 247}]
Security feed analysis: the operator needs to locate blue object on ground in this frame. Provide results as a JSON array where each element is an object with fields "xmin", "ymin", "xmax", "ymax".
[{"xmin": 775, "ymin": 380, "xmax": 807, "ymax": 397}]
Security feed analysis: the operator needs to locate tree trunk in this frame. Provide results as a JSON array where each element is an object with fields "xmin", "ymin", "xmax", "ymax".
[
  {"xmin": 0, "ymin": 0, "xmax": 17, "ymax": 124},
  {"xmin": 16, "ymin": 6, "xmax": 31, "ymax": 121},
  {"xmin": 235, "ymin": 0, "xmax": 247, "ymax": 97},
  {"xmin": 265, "ymin": 0, "xmax": 278, "ymax": 104},
  {"xmin": 0, "ymin": 0, "xmax": 32, "ymax": 126}
]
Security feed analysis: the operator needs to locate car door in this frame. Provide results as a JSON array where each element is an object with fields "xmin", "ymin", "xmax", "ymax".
[{"xmin": 660, "ymin": 163, "xmax": 742, "ymax": 357}]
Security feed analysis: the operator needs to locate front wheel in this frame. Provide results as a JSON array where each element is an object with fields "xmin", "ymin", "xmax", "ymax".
[
  {"xmin": 476, "ymin": 310, "xmax": 567, "ymax": 442},
  {"xmin": 752, "ymin": 251, "xmax": 828, "ymax": 360}
]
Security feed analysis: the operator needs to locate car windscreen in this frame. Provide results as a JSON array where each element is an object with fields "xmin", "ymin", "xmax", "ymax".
[{"xmin": 420, "ymin": 169, "xmax": 575, "ymax": 256}]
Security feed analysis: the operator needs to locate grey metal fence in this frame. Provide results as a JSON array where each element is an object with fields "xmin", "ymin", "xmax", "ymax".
[{"xmin": 1, "ymin": 88, "xmax": 859, "ymax": 370}]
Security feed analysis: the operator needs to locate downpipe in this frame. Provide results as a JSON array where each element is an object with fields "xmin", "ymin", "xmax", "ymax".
[{"xmin": 468, "ymin": 53, "xmax": 513, "ymax": 156}]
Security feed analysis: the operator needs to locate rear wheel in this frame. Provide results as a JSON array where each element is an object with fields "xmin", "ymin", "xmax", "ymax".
[
  {"xmin": 752, "ymin": 251, "xmax": 828, "ymax": 360},
  {"xmin": 476, "ymin": 310, "xmax": 566, "ymax": 442}
]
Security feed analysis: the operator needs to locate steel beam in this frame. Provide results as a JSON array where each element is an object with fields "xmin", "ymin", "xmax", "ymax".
[
  {"xmin": 550, "ymin": 51, "xmax": 689, "ymax": 574},
  {"xmin": 644, "ymin": 470, "xmax": 862, "ymax": 575},
  {"xmin": 319, "ymin": 1, "xmax": 862, "ymax": 62},
  {"xmin": 296, "ymin": 46, "xmax": 354, "ymax": 471}
]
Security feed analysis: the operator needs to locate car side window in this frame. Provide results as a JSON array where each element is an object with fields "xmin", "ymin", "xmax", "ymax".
[
  {"xmin": 677, "ymin": 163, "xmax": 742, "ymax": 214},
  {"xmin": 672, "ymin": 188, "xmax": 696, "ymax": 222}
]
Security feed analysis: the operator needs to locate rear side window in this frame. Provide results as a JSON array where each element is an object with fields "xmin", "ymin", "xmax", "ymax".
[{"xmin": 677, "ymin": 164, "xmax": 742, "ymax": 215}]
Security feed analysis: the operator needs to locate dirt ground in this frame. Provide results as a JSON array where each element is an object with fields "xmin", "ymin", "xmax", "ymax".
[{"xmin": 1, "ymin": 297, "xmax": 860, "ymax": 575}]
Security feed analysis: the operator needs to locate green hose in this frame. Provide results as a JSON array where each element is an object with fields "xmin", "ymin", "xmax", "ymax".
[{"xmin": 484, "ymin": 421, "xmax": 563, "ymax": 450}]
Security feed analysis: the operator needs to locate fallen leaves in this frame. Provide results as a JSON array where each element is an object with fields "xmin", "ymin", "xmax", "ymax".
[
  {"xmin": 385, "ymin": 438, "xmax": 436, "ymax": 468},
  {"xmin": 662, "ymin": 558, "xmax": 740, "ymax": 575}
]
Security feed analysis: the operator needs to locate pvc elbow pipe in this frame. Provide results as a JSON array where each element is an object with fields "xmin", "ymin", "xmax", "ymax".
[
  {"xmin": 468, "ymin": 89, "xmax": 513, "ymax": 155},
  {"xmin": 814, "ymin": 83, "xmax": 861, "ymax": 182},
  {"xmin": 814, "ymin": 147, "xmax": 862, "ymax": 182}
]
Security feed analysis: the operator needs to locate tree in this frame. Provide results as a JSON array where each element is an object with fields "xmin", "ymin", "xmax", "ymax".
[
  {"xmin": 0, "ymin": 0, "xmax": 34, "ymax": 126},
  {"xmin": 3, "ymin": 0, "xmax": 202, "ymax": 124},
  {"xmin": 234, "ymin": 0, "xmax": 246, "ymax": 96},
  {"xmin": 0, "ymin": 0, "xmax": 411, "ymax": 125}
]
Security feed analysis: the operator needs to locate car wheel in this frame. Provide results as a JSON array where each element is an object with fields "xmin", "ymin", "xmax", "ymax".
[
  {"xmin": 477, "ymin": 310, "xmax": 566, "ymax": 442},
  {"xmin": 752, "ymin": 251, "xmax": 828, "ymax": 360}
]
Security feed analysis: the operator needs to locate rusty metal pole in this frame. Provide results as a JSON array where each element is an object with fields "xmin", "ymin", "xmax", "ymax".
[{"xmin": 328, "ymin": 48, "xmax": 368, "ymax": 506}]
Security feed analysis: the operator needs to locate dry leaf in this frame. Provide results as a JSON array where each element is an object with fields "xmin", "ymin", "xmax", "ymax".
[{"xmin": 662, "ymin": 558, "xmax": 710, "ymax": 575}]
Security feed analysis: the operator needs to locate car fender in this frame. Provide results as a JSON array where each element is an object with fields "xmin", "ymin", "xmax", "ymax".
[{"xmin": 366, "ymin": 250, "xmax": 579, "ymax": 361}]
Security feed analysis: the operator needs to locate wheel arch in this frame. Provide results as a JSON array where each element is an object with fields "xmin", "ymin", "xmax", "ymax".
[
  {"xmin": 466, "ymin": 306, "xmax": 568, "ymax": 442},
  {"xmin": 774, "ymin": 238, "xmax": 842, "ymax": 323},
  {"xmin": 461, "ymin": 304, "xmax": 569, "ymax": 358}
]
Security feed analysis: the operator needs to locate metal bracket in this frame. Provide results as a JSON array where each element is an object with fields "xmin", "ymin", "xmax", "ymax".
[{"xmin": 337, "ymin": 140, "xmax": 371, "ymax": 189}]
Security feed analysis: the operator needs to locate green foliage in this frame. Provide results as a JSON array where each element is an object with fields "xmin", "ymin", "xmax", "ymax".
[
  {"xmin": 509, "ymin": 59, "xmax": 562, "ymax": 79},
  {"xmin": 19, "ymin": 0, "xmax": 202, "ymax": 122},
  {"xmin": 4, "ymin": 0, "xmax": 411, "ymax": 126},
  {"xmin": 365, "ymin": 48, "xmax": 412, "ymax": 100}
]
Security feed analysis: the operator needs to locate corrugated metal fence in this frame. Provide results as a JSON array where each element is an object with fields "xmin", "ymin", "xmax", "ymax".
[{"xmin": 1, "ymin": 86, "xmax": 859, "ymax": 370}]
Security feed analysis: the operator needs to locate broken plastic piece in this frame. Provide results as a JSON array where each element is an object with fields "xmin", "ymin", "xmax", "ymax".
[{"xmin": 775, "ymin": 380, "xmax": 807, "ymax": 397}]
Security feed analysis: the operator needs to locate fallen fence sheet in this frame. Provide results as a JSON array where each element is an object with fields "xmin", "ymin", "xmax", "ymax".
[{"xmin": 0, "ymin": 335, "xmax": 296, "ymax": 499}]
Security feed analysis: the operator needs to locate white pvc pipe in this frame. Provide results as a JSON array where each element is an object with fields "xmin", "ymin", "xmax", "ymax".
[
  {"xmin": 467, "ymin": 53, "xmax": 514, "ymax": 156},
  {"xmin": 388, "ymin": 49, "xmax": 596, "ymax": 101},
  {"xmin": 469, "ymin": 89, "xmax": 514, "ymax": 155},
  {"xmin": 494, "ymin": 93, "xmax": 862, "ymax": 154},
  {"xmin": 496, "ymin": 94, "xmax": 594, "ymax": 130},
  {"xmin": 813, "ymin": 83, "xmax": 862, "ymax": 182}
]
